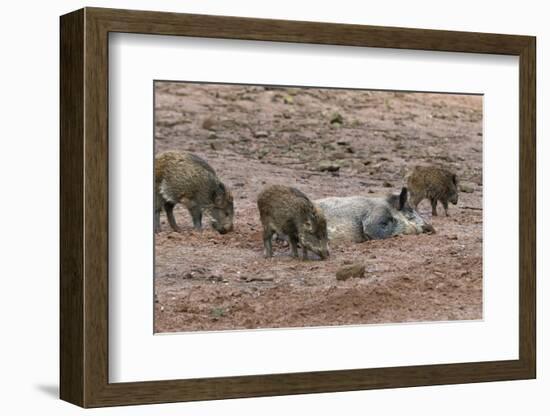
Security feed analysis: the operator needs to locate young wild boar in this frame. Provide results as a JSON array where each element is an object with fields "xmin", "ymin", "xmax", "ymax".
[
  {"xmin": 315, "ymin": 187, "xmax": 434, "ymax": 243},
  {"xmin": 257, "ymin": 185, "xmax": 329, "ymax": 260},
  {"xmin": 407, "ymin": 166, "xmax": 458, "ymax": 216},
  {"xmin": 155, "ymin": 151, "xmax": 234, "ymax": 234}
]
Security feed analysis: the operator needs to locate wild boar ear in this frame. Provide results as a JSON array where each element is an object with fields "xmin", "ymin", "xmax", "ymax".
[
  {"xmin": 452, "ymin": 174, "xmax": 458, "ymax": 186},
  {"xmin": 399, "ymin": 187, "xmax": 408, "ymax": 210}
]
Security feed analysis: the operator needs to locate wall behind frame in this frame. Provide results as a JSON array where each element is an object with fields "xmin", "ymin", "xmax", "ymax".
[{"xmin": 0, "ymin": 0, "xmax": 545, "ymax": 415}]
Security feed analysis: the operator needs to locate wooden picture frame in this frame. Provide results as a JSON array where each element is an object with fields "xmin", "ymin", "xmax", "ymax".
[{"xmin": 60, "ymin": 7, "xmax": 536, "ymax": 408}]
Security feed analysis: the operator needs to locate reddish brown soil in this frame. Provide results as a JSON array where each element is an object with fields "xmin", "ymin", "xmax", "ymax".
[{"xmin": 154, "ymin": 82, "xmax": 483, "ymax": 333}]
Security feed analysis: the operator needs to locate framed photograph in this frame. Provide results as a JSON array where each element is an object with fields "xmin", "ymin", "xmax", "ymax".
[{"xmin": 60, "ymin": 7, "xmax": 536, "ymax": 408}]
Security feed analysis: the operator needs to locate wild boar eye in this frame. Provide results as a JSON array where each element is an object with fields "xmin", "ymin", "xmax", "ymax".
[{"xmin": 381, "ymin": 218, "xmax": 392, "ymax": 227}]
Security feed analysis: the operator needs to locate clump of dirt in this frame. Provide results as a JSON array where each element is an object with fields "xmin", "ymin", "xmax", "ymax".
[{"xmin": 154, "ymin": 83, "xmax": 483, "ymax": 333}]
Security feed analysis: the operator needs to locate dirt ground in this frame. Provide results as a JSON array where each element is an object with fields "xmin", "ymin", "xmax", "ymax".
[{"xmin": 154, "ymin": 82, "xmax": 483, "ymax": 333}]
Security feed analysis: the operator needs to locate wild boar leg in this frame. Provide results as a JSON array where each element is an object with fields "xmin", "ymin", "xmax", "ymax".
[
  {"xmin": 164, "ymin": 201, "xmax": 180, "ymax": 232},
  {"xmin": 442, "ymin": 199, "xmax": 449, "ymax": 216},
  {"xmin": 289, "ymin": 236, "xmax": 299, "ymax": 258},
  {"xmin": 430, "ymin": 198, "xmax": 438, "ymax": 216},
  {"xmin": 263, "ymin": 228, "xmax": 274, "ymax": 258},
  {"xmin": 188, "ymin": 205, "xmax": 203, "ymax": 230},
  {"xmin": 302, "ymin": 246, "xmax": 308, "ymax": 260},
  {"xmin": 410, "ymin": 194, "xmax": 422, "ymax": 210},
  {"xmin": 154, "ymin": 192, "xmax": 163, "ymax": 233},
  {"xmin": 154, "ymin": 209, "xmax": 161, "ymax": 233}
]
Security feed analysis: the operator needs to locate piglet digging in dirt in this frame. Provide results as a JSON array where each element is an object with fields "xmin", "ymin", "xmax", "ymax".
[
  {"xmin": 155, "ymin": 151, "xmax": 234, "ymax": 234},
  {"xmin": 316, "ymin": 187, "xmax": 434, "ymax": 243},
  {"xmin": 257, "ymin": 185, "xmax": 329, "ymax": 260}
]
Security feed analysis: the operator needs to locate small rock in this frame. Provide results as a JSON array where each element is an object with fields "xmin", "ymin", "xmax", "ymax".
[
  {"xmin": 210, "ymin": 142, "xmax": 222, "ymax": 151},
  {"xmin": 242, "ymin": 276, "xmax": 274, "ymax": 283},
  {"xmin": 254, "ymin": 131, "xmax": 269, "ymax": 138},
  {"xmin": 207, "ymin": 132, "xmax": 218, "ymax": 140},
  {"xmin": 336, "ymin": 264, "xmax": 366, "ymax": 281},
  {"xmin": 459, "ymin": 183, "xmax": 475, "ymax": 193},
  {"xmin": 330, "ymin": 112, "xmax": 344, "ymax": 125},
  {"xmin": 202, "ymin": 117, "xmax": 216, "ymax": 131},
  {"xmin": 329, "ymin": 152, "xmax": 347, "ymax": 161},
  {"xmin": 318, "ymin": 160, "xmax": 340, "ymax": 172},
  {"xmin": 383, "ymin": 181, "xmax": 393, "ymax": 188},
  {"xmin": 209, "ymin": 274, "xmax": 223, "ymax": 282},
  {"xmin": 448, "ymin": 235, "xmax": 458, "ymax": 240}
]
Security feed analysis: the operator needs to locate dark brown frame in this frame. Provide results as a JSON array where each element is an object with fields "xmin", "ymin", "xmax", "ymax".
[{"xmin": 60, "ymin": 7, "xmax": 536, "ymax": 408}]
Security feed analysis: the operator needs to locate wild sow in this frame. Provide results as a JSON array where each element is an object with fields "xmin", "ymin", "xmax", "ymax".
[{"xmin": 316, "ymin": 187, "xmax": 434, "ymax": 243}]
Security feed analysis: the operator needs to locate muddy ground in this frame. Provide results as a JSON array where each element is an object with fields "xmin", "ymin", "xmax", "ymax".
[{"xmin": 154, "ymin": 82, "xmax": 483, "ymax": 333}]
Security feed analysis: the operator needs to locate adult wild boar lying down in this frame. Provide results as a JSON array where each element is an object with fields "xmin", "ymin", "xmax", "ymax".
[{"xmin": 315, "ymin": 187, "xmax": 435, "ymax": 243}]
